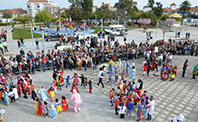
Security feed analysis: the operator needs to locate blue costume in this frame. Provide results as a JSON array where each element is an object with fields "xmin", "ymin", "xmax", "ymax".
[
  {"xmin": 65, "ymin": 78, "xmax": 72, "ymax": 87},
  {"xmin": 108, "ymin": 63, "xmax": 113, "ymax": 72},
  {"xmin": 50, "ymin": 107, "xmax": 58, "ymax": 118},
  {"xmin": 4, "ymin": 91, "xmax": 10, "ymax": 106},
  {"xmin": 125, "ymin": 62, "xmax": 130, "ymax": 75},
  {"xmin": 137, "ymin": 104, "xmax": 143, "ymax": 118},
  {"xmin": 130, "ymin": 68, "xmax": 136, "ymax": 81},
  {"xmin": 107, "ymin": 68, "xmax": 117, "ymax": 85},
  {"xmin": 38, "ymin": 89, "xmax": 48, "ymax": 101}
]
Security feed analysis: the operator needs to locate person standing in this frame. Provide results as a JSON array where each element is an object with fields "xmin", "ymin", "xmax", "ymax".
[
  {"xmin": 97, "ymin": 67, "xmax": 105, "ymax": 88},
  {"xmin": 0, "ymin": 42, "xmax": 3, "ymax": 54},
  {"xmin": 145, "ymin": 96, "xmax": 155, "ymax": 121},
  {"xmin": 182, "ymin": 59, "xmax": 188, "ymax": 78},
  {"xmin": 17, "ymin": 40, "xmax": 21, "ymax": 48},
  {"xmin": 35, "ymin": 39, "xmax": 39, "ymax": 50},
  {"xmin": 3, "ymin": 41, "xmax": 8, "ymax": 52},
  {"xmin": 20, "ymin": 37, "xmax": 24, "ymax": 46},
  {"xmin": 20, "ymin": 48, "xmax": 25, "ymax": 56}
]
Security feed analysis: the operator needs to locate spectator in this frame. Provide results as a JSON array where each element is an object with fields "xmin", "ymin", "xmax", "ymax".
[
  {"xmin": 20, "ymin": 48, "xmax": 25, "ymax": 56},
  {"xmin": 35, "ymin": 39, "xmax": 39, "ymax": 50}
]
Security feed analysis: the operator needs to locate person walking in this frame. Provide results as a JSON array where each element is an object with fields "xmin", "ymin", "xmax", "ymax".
[
  {"xmin": 182, "ymin": 59, "xmax": 188, "ymax": 78},
  {"xmin": 20, "ymin": 37, "xmax": 24, "ymax": 46},
  {"xmin": 97, "ymin": 67, "xmax": 105, "ymax": 88},
  {"xmin": 0, "ymin": 42, "xmax": 4, "ymax": 54},
  {"xmin": 35, "ymin": 39, "xmax": 39, "ymax": 50}
]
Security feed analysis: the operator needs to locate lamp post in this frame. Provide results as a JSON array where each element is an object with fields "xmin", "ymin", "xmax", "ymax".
[
  {"xmin": 101, "ymin": 18, "xmax": 103, "ymax": 31},
  {"xmin": 29, "ymin": 21, "xmax": 34, "ymax": 46},
  {"xmin": 95, "ymin": 15, "xmax": 97, "ymax": 26},
  {"xmin": 155, "ymin": 21, "xmax": 159, "ymax": 37},
  {"xmin": 82, "ymin": 19, "xmax": 86, "ymax": 39},
  {"xmin": 124, "ymin": 11, "xmax": 127, "ymax": 26},
  {"xmin": 42, "ymin": 30, "xmax": 45, "ymax": 54}
]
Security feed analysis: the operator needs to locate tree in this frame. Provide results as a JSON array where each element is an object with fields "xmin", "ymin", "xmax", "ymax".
[
  {"xmin": 159, "ymin": 22, "xmax": 171, "ymax": 41},
  {"xmin": 139, "ymin": 18, "xmax": 151, "ymax": 25},
  {"xmin": 179, "ymin": 0, "xmax": 191, "ymax": 21},
  {"xmin": 44, "ymin": 5, "xmax": 61, "ymax": 17},
  {"xmin": 153, "ymin": 2, "xmax": 163, "ymax": 19},
  {"xmin": 34, "ymin": 9, "xmax": 53, "ymax": 22},
  {"xmin": 147, "ymin": 0, "xmax": 155, "ymax": 9},
  {"xmin": 166, "ymin": 18, "xmax": 176, "ymax": 25},
  {"xmin": 161, "ymin": 14, "xmax": 169, "ymax": 21},
  {"xmin": 3, "ymin": 12, "xmax": 13, "ymax": 19},
  {"xmin": 80, "ymin": 0, "xmax": 93, "ymax": 13},
  {"xmin": 13, "ymin": 14, "xmax": 32, "ymax": 28}
]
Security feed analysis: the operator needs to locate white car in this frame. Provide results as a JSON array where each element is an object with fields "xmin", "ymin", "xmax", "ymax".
[
  {"xmin": 73, "ymin": 32, "xmax": 90, "ymax": 41},
  {"xmin": 110, "ymin": 29, "xmax": 128, "ymax": 36}
]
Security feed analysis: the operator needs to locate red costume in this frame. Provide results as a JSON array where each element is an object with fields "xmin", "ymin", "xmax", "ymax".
[
  {"xmin": 125, "ymin": 93, "xmax": 132, "ymax": 106},
  {"xmin": 115, "ymin": 99, "xmax": 120, "ymax": 109},
  {"xmin": 38, "ymin": 105, "xmax": 42, "ymax": 116},
  {"xmin": 60, "ymin": 71, "xmax": 64, "ymax": 85},
  {"xmin": 151, "ymin": 60, "xmax": 156, "ymax": 70},
  {"xmin": 62, "ymin": 99, "xmax": 69, "ymax": 111},
  {"xmin": 120, "ymin": 96, "xmax": 126, "ymax": 103},
  {"xmin": 70, "ymin": 86, "xmax": 79, "ymax": 93},
  {"xmin": 133, "ymin": 89, "xmax": 141, "ymax": 103},
  {"xmin": 123, "ymin": 82, "xmax": 127, "ymax": 95},
  {"xmin": 17, "ymin": 85, "xmax": 21, "ymax": 98},
  {"xmin": 73, "ymin": 75, "xmax": 79, "ymax": 84}
]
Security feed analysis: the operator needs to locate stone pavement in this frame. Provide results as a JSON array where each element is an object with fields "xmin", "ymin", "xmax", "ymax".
[{"xmin": 77, "ymin": 55, "xmax": 198, "ymax": 122}]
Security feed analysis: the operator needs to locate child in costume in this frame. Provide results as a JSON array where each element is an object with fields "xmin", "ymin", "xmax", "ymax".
[
  {"xmin": 50, "ymin": 104, "xmax": 58, "ymax": 119},
  {"xmin": 143, "ymin": 63, "xmax": 148, "ymax": 76},
  {"xmin": 41, "ymin": 101, "xmax": 49, "ymax": 117},
  {"xmin": 73, "ymin": 73, "xmax": 79, "ymax": 85},
  {"xmin": 47, "ymin": 87, "xmax": 55, "ymax": 102},
  {"xmin": 107, "ymin": 68, "xmax": 117, "ymax": 85},
  {"xmin": 38, "ymin": 85, "xmax": 48, "ymax": 101},
  {"xmin": 12, "ymin": 85, "xmax": 19, "ymax": 100},
  {"xmin": 109, "ymin": 89, "xmax": 114, "ymax": 106},
  {"xmin": 137, "ymin": 104, "xmax": 143, "ymax": 121},
  {"xmin": 17, "ymin": 76, "xmax": 21, "ymax": 86},
  {"xmin": 143, "ymin": 101, "xmax": 149, "ymax": 115},
  {"xmin": 88, "ymin": 80, "xmax": 92, "ymax": 93},
  {"xmin": 3, "ymin": 87, "xmax": 10, "ymax": 106},
  {"xmin": 34, "ymin": 98, "xmax": 39, "ymax": 114},
  {"xmin": 115, "ymin": 97, "xmax": 121, "ymax": 115},
  {"xmin": 9, "ymin": 88, "xmax": 15, "ymax": 103},
  {"xmin": 131, "ymin": 81, "xmax": 135, "ymax": 94},
  {"xmin": 17, "ymin": 85, "xmax": 21, "ymax": 98},
  {"xmin": 133, "ymin": 88, "xmax": 141, "ymax": 106},
  {"xmin": 118, "ymin": 102, "xmax": 126, "ymax": 119},
  {"xmin": 78, "ymin": 74, "xmax": 85, "ymax": 87},
  {"xmin": 52, "ymin": 80, "xmax": 57, "ymax": 94},
  {"xmin": 125, "ymin": 93, "xmax": 132, "ymax": 106},
  {"xmin": 38, "ymin": 99, "xmax": 43, "ymax": 116},
  {"xmin": 123, "ymin": 80, "xmax": 127, "ymax": 95},
  {"xmin": 65, "ymin": 76, "xmax": 72, "ymax": 88},
  {"xmin": 70, "ymin": 83, "xmax": 79, "ymax": 93},
  {"xmin": 126, "ymin": 98, "xmax": 135, "ymax": 119},
  {"xmin": 31, "ymin": 84, "xmax": 38, "ymax": 101},
  {"xmin": 55, "ymin": 98, "xmax": 63, "ymax": 113},
  {"xmin": 56, "ymin": 74, "xmax": 64, "ymax": 90},
  {"xmin": 141, "ymin": 90, "xmax": 148, "ymax": 105},
  {"xmin": 61, "ymin": 96, "xmax": 69, "ymax": 111},
  {"xmin": 163, "ymin": 71, "xmax": 168, "ymax": 82}
]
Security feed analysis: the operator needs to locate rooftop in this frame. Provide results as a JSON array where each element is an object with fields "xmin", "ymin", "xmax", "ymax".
[
  {"xmin": 170, "ymin": 3, "xmax": 177, "ymax": 6},
  {"xmin": 1, "ymin": 8, "xmax": 27, "ymax": 14}
]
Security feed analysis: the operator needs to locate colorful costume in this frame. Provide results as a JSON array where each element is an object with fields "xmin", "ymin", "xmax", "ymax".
[
  {"xmin": 70, "ymin": 90, "xmax": 82, "ymax": 112},
  {"xmin": 62, "ymin": 99, "xmax": 69, "ymax": 111},
  {"xmin": 50, "ymin": 106, "xmax": 58, "ymax": 118},
  {"xmin": 130, "ymin": 68, "xmax": 136, "ymax": 81},
  {"xmin": 38, "ymin": 88, "xmax": 48, "ymax": 101},
  {"xmin": 55, "ymin": 101, "xmax": 63, "ymax": 113},
  {"xmin": 4, "ymin": 89, "xmax": 10, "ymax": 106},
  {"xmin": 73, "ymin": 75, "xmax": 79, "ymax": 84},
  {"xmin": 125, "ymin": 62, "xmax": 130, "ymax": 75},
  {"xmin": 137, "ymin": 104, "xmax": 143, "ymax": 121}
]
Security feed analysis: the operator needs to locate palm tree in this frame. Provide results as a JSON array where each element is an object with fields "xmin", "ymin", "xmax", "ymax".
[{"xmin": 179, "ymin": 0, "xmax": 191, "ymax": 20}]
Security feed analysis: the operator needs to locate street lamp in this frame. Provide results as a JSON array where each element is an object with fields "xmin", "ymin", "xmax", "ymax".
[
  {"xmin": 101, "ymin": 18, "xmax": 103, "ymax": 31},
  {"xmin": 118, "ymin": 16, "xmax": 120, "ymax": 24},
  {"xmin": 95, "ymin": 15, "xmax": 97, "ymax": 26},
  {"xmin": 29, "ymin": 21, "xmax": 34, "ymax": 46},
  {"xmin": 82, "ymin": 19, "xmax": 86, "ymax": 40},
  {"xmin": 42, "ymin": 30, "xmax": 45, "ymax": 54},
  {"xmin": 124, "ymin": 11, "xmax": 127, "ymax": 26}
]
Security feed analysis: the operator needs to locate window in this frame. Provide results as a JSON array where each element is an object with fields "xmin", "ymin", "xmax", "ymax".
[
  {"xmin": 37, "ymin": 5, "xmax": 40, "ymax": 8},
  {"xmin": 27, "ymin": 6, "xmax": 30, "ymax": 8}
]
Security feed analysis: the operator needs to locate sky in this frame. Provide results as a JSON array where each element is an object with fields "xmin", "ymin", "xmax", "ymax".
[{"xmin": 1, "ymin": 0, "xmax": 198, "ymax": 10}]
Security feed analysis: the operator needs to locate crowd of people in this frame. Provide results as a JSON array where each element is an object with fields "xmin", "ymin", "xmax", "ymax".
[{"xmin": 0, "ymin": 27, "xmax": 198, "ymax": 121}]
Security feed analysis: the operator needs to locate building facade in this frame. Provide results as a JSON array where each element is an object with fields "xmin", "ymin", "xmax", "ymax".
[{"xmin": 26, "ymin": 0, "xmax": 57, "ymax": 17}]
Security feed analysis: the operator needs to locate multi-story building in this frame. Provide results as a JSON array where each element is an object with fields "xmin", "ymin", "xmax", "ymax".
[{"xmin": 26, "ymin": 0, "xmax": 58, "ymax": 17}]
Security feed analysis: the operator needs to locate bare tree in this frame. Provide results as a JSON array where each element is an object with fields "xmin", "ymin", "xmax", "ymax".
[
  {"xmin": 44, "ymin": 5, "xmax": 61, "ymax": 17},
  {"xmin": 158, "ymin": 22, "xmax": 171, "ymax": 41}
]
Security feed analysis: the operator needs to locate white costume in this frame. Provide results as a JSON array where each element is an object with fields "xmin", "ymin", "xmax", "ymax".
[
  {"xmin": 148, "ymin": 100, "xmax": 155, "ymax": 115},
  {"xmin": 116, "ymin": 59, "xmax": 123, "ymax": 74},
  {"xmin": 172, "ymin": 114, "xmax": 184, "ymax": 122}
]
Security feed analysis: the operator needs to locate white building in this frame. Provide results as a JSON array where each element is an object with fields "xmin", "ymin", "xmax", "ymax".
[{"xmin": 26, "ymin": 0, "xmax": 58, "ymax": 17}]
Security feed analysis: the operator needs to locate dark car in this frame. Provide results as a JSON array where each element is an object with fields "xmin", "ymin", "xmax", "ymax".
[{"xmin": 44, "ymin": 33, "xmax": 62, "ymax": 41}]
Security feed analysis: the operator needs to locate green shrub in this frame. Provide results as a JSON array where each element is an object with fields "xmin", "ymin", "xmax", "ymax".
[{"xmin": 127, "ymin": 22, "xmax": 134, "ymax": 26}]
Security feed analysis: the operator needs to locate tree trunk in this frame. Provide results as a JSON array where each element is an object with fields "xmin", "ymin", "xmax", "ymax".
[
  {"xmin": 163, "ymin": 31, "xmax": 165, "ymax": 41},
  {"xmin": 23, "ymin": 22, "xmax": 25, "ymax": 28}
]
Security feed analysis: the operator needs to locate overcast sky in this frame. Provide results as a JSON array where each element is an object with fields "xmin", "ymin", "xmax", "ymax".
[{"xmin": 1, "ymin": 0, "xmax": 198, "ymax": 10}]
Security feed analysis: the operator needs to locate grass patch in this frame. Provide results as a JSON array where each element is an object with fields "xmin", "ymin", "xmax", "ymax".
[
  {"xmin": 90, "ymin": 27, "xmax": 106, "ymax": 34},
  {"xmin": 12, "ymin": 29, "xmax": 42, "ymax": 40}
]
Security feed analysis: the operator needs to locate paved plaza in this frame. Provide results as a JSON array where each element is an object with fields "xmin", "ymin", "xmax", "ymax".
[{"xmin": 0, "ymin": 26, "xmax": 198, "ymax": 122}]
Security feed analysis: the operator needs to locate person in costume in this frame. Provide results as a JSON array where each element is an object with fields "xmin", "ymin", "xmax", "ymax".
[
  {"xmin": 158, "ymin": 54, "xmax": 163, "ymax": 66},
  {"xmin": 126, "ymin": 98, "xmax": 135, "ymax": 119},
  {"xmin": 115, "ymin": 97, "xmax": 121, "ymax": 115},
  {"xmin": 116, "ymin": 59, "xmax": 123, "ymax": 74},
  {"xmin": 88, "ymin": 80, "xmax": 92, "ymax": 93},
  {"xmin": 38, "ymin": 99, "xmax": 43, "ymax": 116},
  {"xmin": 142, "ymin": 60, "xmax": 147, "ymax": 70},
  {"xmin": 73, "ymin": 73, "xmax": 79, "ymax": 85},
  {"xmin": 3, "ymin": 87, "xmax": 10, "ymax": 105},
  {"xmin": 21, "ymin": 77, "xmax": 28, "ymax": 99},
  {"xmin": 118, "ymin": 102, "xmax": 126, "ymax": 119},
  {"xmin": 123, "ymin": 80, "xmax": 127, "ymax": 95},
  {"xmin": 192, "ymin": 63, "xmax": 198, "ymax": 79},
  {"xmin": 107, "ymin": 68, "xmax": 117, "ymax": 85},
  {"xmin": 31, "ymin": 84, "xmax": 38, "ymax": 101},
  {"xmin": 125, "ymin": 60, "xmax": 130, "ymax": 76},
  {"xmin": 169, "ymin": 69, "xmax": 175, "ymax": 81},
  {"xmin": 38, "ymin": 85, "xmax": 48, "ymax": 101},
  {"xmin": 17, "ymin": 85, "xmax": 21, "ymax": 98},
  {"xmin": 34, "ymin": 98, "xmax": 39, "ymax": 114},
  {"xmin": 70, "ymin": 89, "xmax": 82, "ymax": 112},
  {"xmin": 133, "ymin": 88, "xmax": 141, "ymax": 106},
  {"xmin": 12, "ymin": 85, "xmax": 19, "ymax": 100},
  {"xmin": 121, "ymin": 69, "xmax": 127, "ymax": 81},
  {"xmin": 50, "ymin": 104, "xmax": 58, "ymax": 119},
  {"xmin": 143, "ymin": 101, "xmax": 149, "ymax": 115},
  {"xmin": 65, "ymin": 76, "xmax": 72, "ymax": 88},
  {"xmin": 70, "ymin": 83, "xmax": 79, "ymax": 93},
  {"xmin": 182, "ymin": 59, "xmax": 188, "ymax": 78},
  {"xmin": 107, "ymin": 59, "xmax": 115, "ymax": 72},
  {"xmin": 55, "ymin": 98, "xmax": 63, "ymax": 113},
  {"xmin": 125, "ymin": 93, "xmax": 132, "ymax": 106},
  {"xmin": 109, "ymin": 89, "xmax": 114, "ymax": 106},
  {"xmin": 130, "ymin": 66, "xmax": 136, "ymax": 81},
  {"xmin": 17, "ymin": 76, "xmax": 21, "ymax": 86},
  {"xmin": 61, "ymin": 96, "xmax": 69, "ymax": 111},
  {"xmin": 137, "ymin": 104, "xmax": 143, "ymax": 121},
  {"xmin": 47, "ymin": 86, "xmax": 55, "ymax": 102},
  {"xmin": 141, "ymin": 90, "xmax": 148, "ymax": 105},
  {"xmin": 56, "ymin": 74, "xmax": 64, "ymax": 90},
  {"xmin": 145, "ymin": 96, "xmax": 155, "ymax": 121},
  {"xmin": 42, "ymin": 101, "xmax": 49, "ymax": 118},
  {"xmin": 52, "ymin": 80, "xmax": 57, "ymax": 94}
]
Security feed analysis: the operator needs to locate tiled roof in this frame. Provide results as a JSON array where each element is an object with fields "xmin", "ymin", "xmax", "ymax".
[
  {"xmin": 132, "ymin": 1, "xmax": 137, "ymax": 5},
  {"xmin": 93, "ymin": 6, "xmax": 97, "ymax": 8},
  {"xmin": 170, "ymin": 3, "xmax": 177, "ymax": 6},
  {"xmin": 190, "ymin": 7, "xmax": 198, "ymax": 12},
  {"xmin": 2, "ymin": 8, "xmax": 27, "ymax": 14},
  {"xmin": 102, "ymin": 3, "xmax": 110, "ymax": 7},
  {"xmin": 163, "ymin": 8, "xmax": 178, "ymax": 12}
]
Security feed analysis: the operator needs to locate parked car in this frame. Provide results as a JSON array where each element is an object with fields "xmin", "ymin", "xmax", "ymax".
[
  {"xmin": 110, "ymin": 29, "xmax": 128, "ymax": 36},
  {"xmin": 105, "ymin": 25, "xmax": 125, "ymax": 34},
  {"xmin": 44, "ymin": 33, "xmax": 62, "ymax": 41},
  {"xmin": 73, "ymin": 32, "xmax": 90, "ymax": 41}
]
